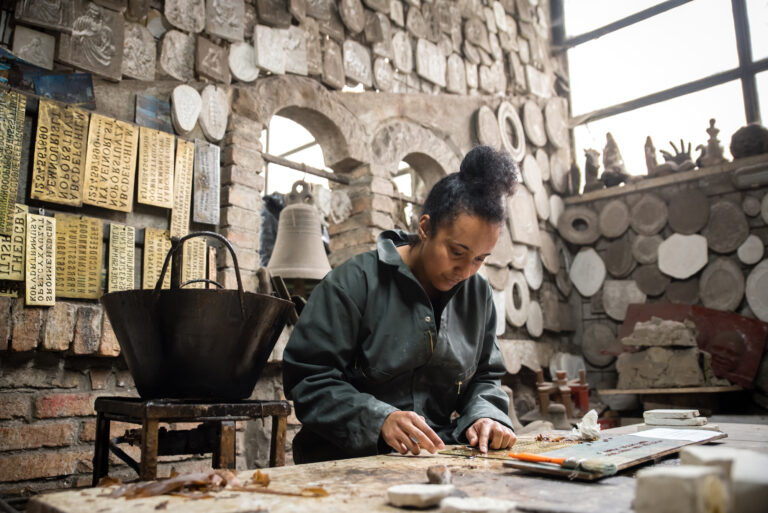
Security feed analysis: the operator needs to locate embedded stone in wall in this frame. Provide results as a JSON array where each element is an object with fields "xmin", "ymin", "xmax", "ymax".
[
  {"xmin": 363, "ymin": 0, "xmax": 389, "ymax": 13},
  {"xmin": 658, "ymin": 233, "xmax": 708, "ymax": 280},
  {"xmin": 57, "ymin": 3, "xmax": 124, "ymax": 81},
  {"xmin": 285, "ymin": 26, "xmax": 309, "ymax": 76},
  {"xmin": 339, "ymin": 0, "xmax": 365, "ymax": 34},
  {"xmin": 254, "ymin": 25, "xmax": 288, "ymax": 75},
  {"xmin": 343, "ymin": 40, "xmax": 373, "ymax": 87},
  {"xmin": 160, "ymin": 30, "xmax": 195, "ymax": 81},
  {"xmin": 12, "ymin": 25, "xmax": 55, "ymax": 70},
  {"xmin": 475, "ymin": 106, "xmax": 500, "ymax": 148},
  {"xmin": 465, "ymin": 61, "xmax": 478, "ymax": 90},
  {"xmin": 206, "ymin": 0, "xmax": 245, "ymax": 42},
  {"xmin": 507, "ymin": 185, "xmax": 539, "ymax": 247},
  {"xmin": 406, "ymin": 7, "xmax": 429, "ymax": 39},
  {"xmin": 526, "ymin": 65, "xmax": 551, "ymax": 98},
  {"xmin": 165, "ymin": 0, "xmax": 205, "ymax": 33},
  {"xmin": 197, "ymin": 36, "xmax": 231, "ymax": 84},
  {"xmin": 122, "ymin": 22, "xmax": 155, "ymax": 81},
  {"xmin": 322, "ymin": 39, "xmax": 345, "ymax": 89},
  {"xmin": 364, "ymin": 11, "xmax": 384, "ymax": 43},
  {"xmin": 372, "ymin": 14, "xmax": 394, "ymax": 59},
  {"xmin": 390, "ymin": 0, "xmax": 404, "ymax": 27},
  {"xmin": 289, "ymin": 0, "xmax": 307, "ymax": 21},
  {"xmin": 199, "ymin": 85, "xmax": 229, "ymax": 142},
  {"xmin": 484, "ymin": 6, "xmax": 497, "ymax": 34},
  {"xmin": 317, "ymin": 1, "xmax": 345, "ymax": 42},
  {"xmin": 257, "ymin": 0, "xmax": 292, "ymax": 28},
  {"xmin": 373, "ymin": 58, "xmax": 394, "ymax": 92},
  {"xmin": 464, "ymin": 17, "xmax": 490, "ymax": 53},
  {"xmin": 306, "ymin": 0, "xmax": 333, "ymax": 20},
  {"xmin": 463, "ymin": 40, "xmax": 480, "ymax": 65},
  {"xmin": 15, "ymin": 0, "xmax": 75, "ymax": 31},
  {"xmin": 489, "ymin": 32, "xmax": 503, "ymax": 62},
  {"xmin": 171, "ymin": 85, "xmax": 202, "ymax": 135},
  {"xmin": 391, "ymin": 30, "xmax": 413, "ymax": 73},
  {"xmin": 147, "ymin": 8, "xmax": 168, "ymax": 38},
  {"xmin": 493, "ymin": 1, "xmax": 507, "ymax": 32},
  {"xmin": 444, "ymin": 54, "xmax": 466, "ymax": 94},
  {"xmin": 302, "ymin": 18, "xmax": 323, "ymax": 75},
  {"xmin": 229, "ymin": 42, "xmax": 260, "ymax": 82},
  {"xmin": 415, "ymin": 39, "xmax": 446, "ymax": 87}
]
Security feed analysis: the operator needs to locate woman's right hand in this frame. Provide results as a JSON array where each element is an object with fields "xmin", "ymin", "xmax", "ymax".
[{"xmin": 381, "ymin": 411, "xmax": 445, "ymax": 455}]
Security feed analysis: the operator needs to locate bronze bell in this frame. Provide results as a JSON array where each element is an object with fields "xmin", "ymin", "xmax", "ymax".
[{"xmin": 267, "ymin": 181, "xmax": 332, "ymax": 281}]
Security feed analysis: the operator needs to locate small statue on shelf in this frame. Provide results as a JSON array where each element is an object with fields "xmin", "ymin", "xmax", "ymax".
[
  {"xmin": 696, "ymin": 118, "xmax": 727, "ymax": 168},
  {"xmin": 600, "ymin": 132, "xmax": 631, "ymax": 187},
  {"xmin": 644, "ymin": 136, "xmax": 659, "ymax": 176},
  {"xmin": 583, "ymin": 148, "xmax": 602, "ymax": 193},
  {"xmin": 656, "ymin": 139, "xmax": 696, "ymax": 175}
]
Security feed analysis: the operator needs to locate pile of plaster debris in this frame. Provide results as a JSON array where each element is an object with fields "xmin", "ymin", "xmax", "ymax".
[
  {"xmin": 616, "ymin": 317, "xmax": 731, "ymax": 389},
  {"xmin": 100, "ymin": 469, "xmax": 328, "ymax": 500}
]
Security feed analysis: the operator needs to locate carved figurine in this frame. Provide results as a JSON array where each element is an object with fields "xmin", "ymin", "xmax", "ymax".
[
  {"xmin": 697, "ymin": 119, "xmax": 727, "ymax": 168},
  {"xmin": 657, "ymin": 139, "xmax": 696, "ymax": 175},
  {"xmin": 583, "ymin": 148, "xmax": 602, "ymax": 193},
  {"xmin": 644, "ymin": 136, "xmax": 658, "ymax": 176},
  {"xmin": 600, "ymin": 133, "xmax": 631, "ymax": 187},
  {"xmin": 729, "ymin": 123, "xmax": 768, "ymax": 159}
]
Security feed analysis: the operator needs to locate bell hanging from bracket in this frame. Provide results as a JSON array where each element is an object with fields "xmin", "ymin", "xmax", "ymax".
[{"xmin": 267, "ymin": 180, "xmax": 332, "ymax": 281}]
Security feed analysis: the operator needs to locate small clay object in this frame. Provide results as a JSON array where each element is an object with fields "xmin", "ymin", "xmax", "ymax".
[
  {"xmin": 696, "ymin": 118, "xmax": 727, "ymax": 167},
  {"xmin": 729, "ymin": 123, "xmax": 768, "ymax": 159},
  {"xmin": 660, "ymin": 139, "xmax": 696, "ymax": 171},
  {"xmin": 645, "ymin": 136, "xmax": 658, "ymax": 176},
  {"xmin": 601, "ymin": 132, "xmax": 630, "ymax": 187},
  {"xmin": 388, "ymin": 484, "xmax": 455, "ymax": 508},
  {"xmin": 427, "ymin": 465, "xmax": 452, "ymax": 485},
  {"xmin": 583, "ymin": 148, "xmax": 601, "ymax": 193}
]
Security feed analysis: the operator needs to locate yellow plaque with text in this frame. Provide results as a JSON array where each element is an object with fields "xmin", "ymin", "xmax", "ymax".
[
  {"xmin": 83, "ymin": 113, "xmax": 139, "ymax": 212},
  {"xmin": 0, "ymin": 204, "xmax": 28, "ymax": 281},
  {"xmin": 25, "ymin": 213, "xmax": 56, "ymax": 306},
  {"xmin": 143, "ymin": 227, "xmax": 171, "ymax": 289},
  {"xmin": 54, "ymin": 213, "xmax": 103, "ymax": 299},
  {"xmin": 30, "ymin": 100, "xmax": 90, "ymax": 207},
  {"xmin": 137, "ymin": 126, "xmax": 175, "ymax": 209},
  {"xmin": 207, "ymin": 246, "xmax": 217, "ymax": 289},
  {"xmin": 170, "ymin": 139, "xmax": 195, "ymax": 238},
  {"xmin": 108, "ymin": 224, "xmax": 135, "ymax": 292},
  {"xmin": 0, "ymin": 90, "xmax": 26, "ymax": 236},
  {"xmin": 181, "ymin": 238, "xmax": 207, "ymax": 289}
]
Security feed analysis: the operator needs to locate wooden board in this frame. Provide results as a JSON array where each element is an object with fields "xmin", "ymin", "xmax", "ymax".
[
  {"xmin": 54, "ymin": 214, "xmax": 103, "ymax": 299},
  {"xmin": 137, "ymin": 126, "xmax": 176, "ymax": 208},
  {"xmin": 181, "ymin": 237, "xmax": 207, "ymax": 289},
  {"xmin": 598, "ymin": 385, "xmax": 743, "ymax": 395},
  {"xmin": 108, "ymin": 224, "xmax": 135, "ymax": 293},
  {"xmin": 30, "ymin": 100, "xmax": 90, "ymax": 207},
  {"xmin": 193, "ymin": 140, "xmax": 221, "ymax": 225},
  {"xmin": 503, "ymin": 429, "xmax": 727, "ymax": 480},
  {"xmin": 83, "ymin": 114, "xmax": 140, "ymax": 213},
  {"xmin": 25, "ymin": 213, "xmax": 56, "ymax": 306},
  {"xmin": 170, "ymin": 139, "xmax": 195, "ymax": 238},
  {"xmin": 0, "ymin": 90, "xmax": 26, "ymax": 236},
  {"xmin": 142, "ymin": 228, "xmax": 171, "ymax": 290},
  {"xmin": 0, "ymin": 204, "xmax": 28, "ymax": 281}
]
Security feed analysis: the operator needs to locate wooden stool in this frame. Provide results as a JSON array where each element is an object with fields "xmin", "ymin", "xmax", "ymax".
[{"xmin": 92, "ymin": 397, "xmax": 291, "ymax": 486}]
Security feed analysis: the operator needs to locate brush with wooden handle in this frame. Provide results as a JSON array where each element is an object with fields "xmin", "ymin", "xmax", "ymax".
[{"xmin": 507, "ymin": 452, "xmax": 618, "ymax": 476}]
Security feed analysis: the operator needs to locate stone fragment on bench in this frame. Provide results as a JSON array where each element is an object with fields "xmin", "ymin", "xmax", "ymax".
[{"xmin": 634, "ymin": 465, "xmax": 729, "ymax": 513}]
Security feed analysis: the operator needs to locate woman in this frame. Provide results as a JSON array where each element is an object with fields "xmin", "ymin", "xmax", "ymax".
[{"xmin": 283, "ymin": 145, "xmax": 518, "ymax": 463}]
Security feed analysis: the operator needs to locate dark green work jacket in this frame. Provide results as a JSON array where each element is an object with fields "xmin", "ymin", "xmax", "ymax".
[{"xmin": 283, "ymin": 230, "xmax": 512, "ymax": 462}]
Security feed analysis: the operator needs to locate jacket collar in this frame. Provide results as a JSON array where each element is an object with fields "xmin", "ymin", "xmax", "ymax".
[{"xmin": 377, "ymin": 229, "xmax": 414, "ymax": 266}]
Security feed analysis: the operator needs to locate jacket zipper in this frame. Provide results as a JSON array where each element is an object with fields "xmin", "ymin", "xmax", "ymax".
[
  {"xmin": 428, "ymin": 330, "xmax": 434, "ymax": 353},
  {"xmin": 457, "ymin": 381, "xmax": 463, "ymax": 395}
]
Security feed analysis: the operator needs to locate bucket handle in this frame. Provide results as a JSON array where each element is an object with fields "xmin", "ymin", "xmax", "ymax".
[{"xmin": 153, "ymin": 231, "xmax": 247, "ymax": 319}]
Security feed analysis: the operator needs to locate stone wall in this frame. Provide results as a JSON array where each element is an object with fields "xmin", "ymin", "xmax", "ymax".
[
  {"xmin": 1, "ymin": 0, "xmax": 571, "ymax": 494},
  {"xmin": 559, "ymin": 156, "xmax": 768, "ymax": 396}
]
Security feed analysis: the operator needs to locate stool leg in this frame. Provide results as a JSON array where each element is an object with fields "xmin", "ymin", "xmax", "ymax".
[
  {"xmin": 213, "ymin": 421, "xmax": 236, "ymax": 469},
  {"xmin": 140, "ymin": 419, "xmax": 159, "ymax": 481},
  {"xmin": 92, "ymin": 414, "xmax": 110, "ymax": 486},
  {"xmin": 269, "ymin": 415, "xmax": 287, "ymax": 467}
]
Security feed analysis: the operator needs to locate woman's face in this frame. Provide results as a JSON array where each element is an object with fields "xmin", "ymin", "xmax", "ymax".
[{"xmin": 418, "ymin": 213, "xmax": 501, "ymax": 292}]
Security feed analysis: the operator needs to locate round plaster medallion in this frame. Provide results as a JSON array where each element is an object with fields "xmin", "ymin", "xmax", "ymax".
[
  {"xmin": 505, "ymin": 270, "xmax": 530, "ymax": 327},
  {"xmin": 702, "ymin": 200, "xmax": 750, "ymax": 254},
  {"xmin": 524, "ymin": 247, "xmax": 543, "ymax": 290},
  {"xmin": 699, "ymin": 258, "xmax": 745, "ymax": 312},
  {"xmin": 582, "ymin": 323, "xmax": 617, "ymax": 368},
  {"xmin": 598, "ymin": 199, "xmax": 630, "ymax": 239},
  {"xmin": 746, "ymin": 259, "xmax": 768, "ymax": 322},
  {"xmin": 737, "ymin": 234, "xmax": 765, "ymax": 265},
  {"xmin": 630, "ymin": 194, "xmax": 668, "ymax": 236},
  {"xmin": 497, "ymin": 101, "xmax": 525, "ymax": 162},
  {"xmin": 548, "ymin": 194, "xmax": 564, "ymax": 229},
  {"xmin": 526, "ymin": 301, "xmax": 543, "ymax": 337},
  {"xmin": 522, "ymin": 100, "xmax": 547, "ymax": 147},
  {"xmin": 602, "ymin": 280, "xmax": 646, "ymax": 321},
  {"xmin": 632, "ymin": 234, "xmax": 663, "ymax": 265},
  {"xmin": 658, "ymin": 233, "xmax": 708, "ymax": 279},
  {"xmin": 475, "ymin": 105, "xmax": 501, "ymax": 148},
  {"xmin": 522, "ymin": 153, "xmax": 543, "ymax": 193},
  {"xmin": 569, "ymin": 248, "xmax": 606, "ymax": 297},
  {"xmin": 535, "ymin": 148, "xmax": 550, "ymax": 181},
  {"xmin": 558, "ymin": 206, "xmax": 600, "ymax": 246},
  {"xmin": 668, "ymin": 189, "xmax": 709, "ymax": 234}
]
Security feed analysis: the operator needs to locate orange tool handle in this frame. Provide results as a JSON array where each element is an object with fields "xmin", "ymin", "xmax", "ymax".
[{"xmin": 508, "ymin": 452, "xmax": 566, "ymax": 465}]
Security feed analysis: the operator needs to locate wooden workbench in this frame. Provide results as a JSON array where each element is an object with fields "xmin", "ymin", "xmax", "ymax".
[{"xmin": 28, "ymin": 423, "xmax": 767, "ymax": 513}]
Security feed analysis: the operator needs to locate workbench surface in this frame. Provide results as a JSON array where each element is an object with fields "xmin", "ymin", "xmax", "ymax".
[{"xmin": 27, "ymin": 423, "xmax": 767, "ymax": 513}]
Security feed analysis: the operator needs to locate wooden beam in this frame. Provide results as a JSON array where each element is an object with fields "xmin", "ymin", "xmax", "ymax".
[{"xmin": 565, "ymin": 153, "xmax": 768, "ymax": 205}]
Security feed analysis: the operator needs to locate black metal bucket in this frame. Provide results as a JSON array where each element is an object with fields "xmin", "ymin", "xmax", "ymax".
[{"xmin": 101, "ymin": 232, "xmax": 294, "ymax": 400}]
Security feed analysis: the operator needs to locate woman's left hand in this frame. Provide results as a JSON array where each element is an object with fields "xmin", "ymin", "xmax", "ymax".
[{"xmin": 465, "ymin": 418, "xmax": 516, "ymax": 453}]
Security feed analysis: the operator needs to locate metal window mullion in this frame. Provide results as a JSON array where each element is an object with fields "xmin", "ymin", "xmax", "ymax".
[{"xmin": 732, "ymin": 0, "xmax": 760, "ymax": 123}]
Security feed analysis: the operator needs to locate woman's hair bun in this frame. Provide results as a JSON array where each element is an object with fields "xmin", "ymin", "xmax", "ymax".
[{"xmin": 458, "ymin": 145, "xmax": 517, "ymax": 198}]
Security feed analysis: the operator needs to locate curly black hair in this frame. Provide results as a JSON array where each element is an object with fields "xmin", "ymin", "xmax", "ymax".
[{"xmin": 421, "ymin": 145, "xmax": 518, "ymax": 233}]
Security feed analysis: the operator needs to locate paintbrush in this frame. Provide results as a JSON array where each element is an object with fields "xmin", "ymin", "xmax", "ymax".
[{"xmin": 507, "ymin": 452, "xmax": 618, "ymax": 476}]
